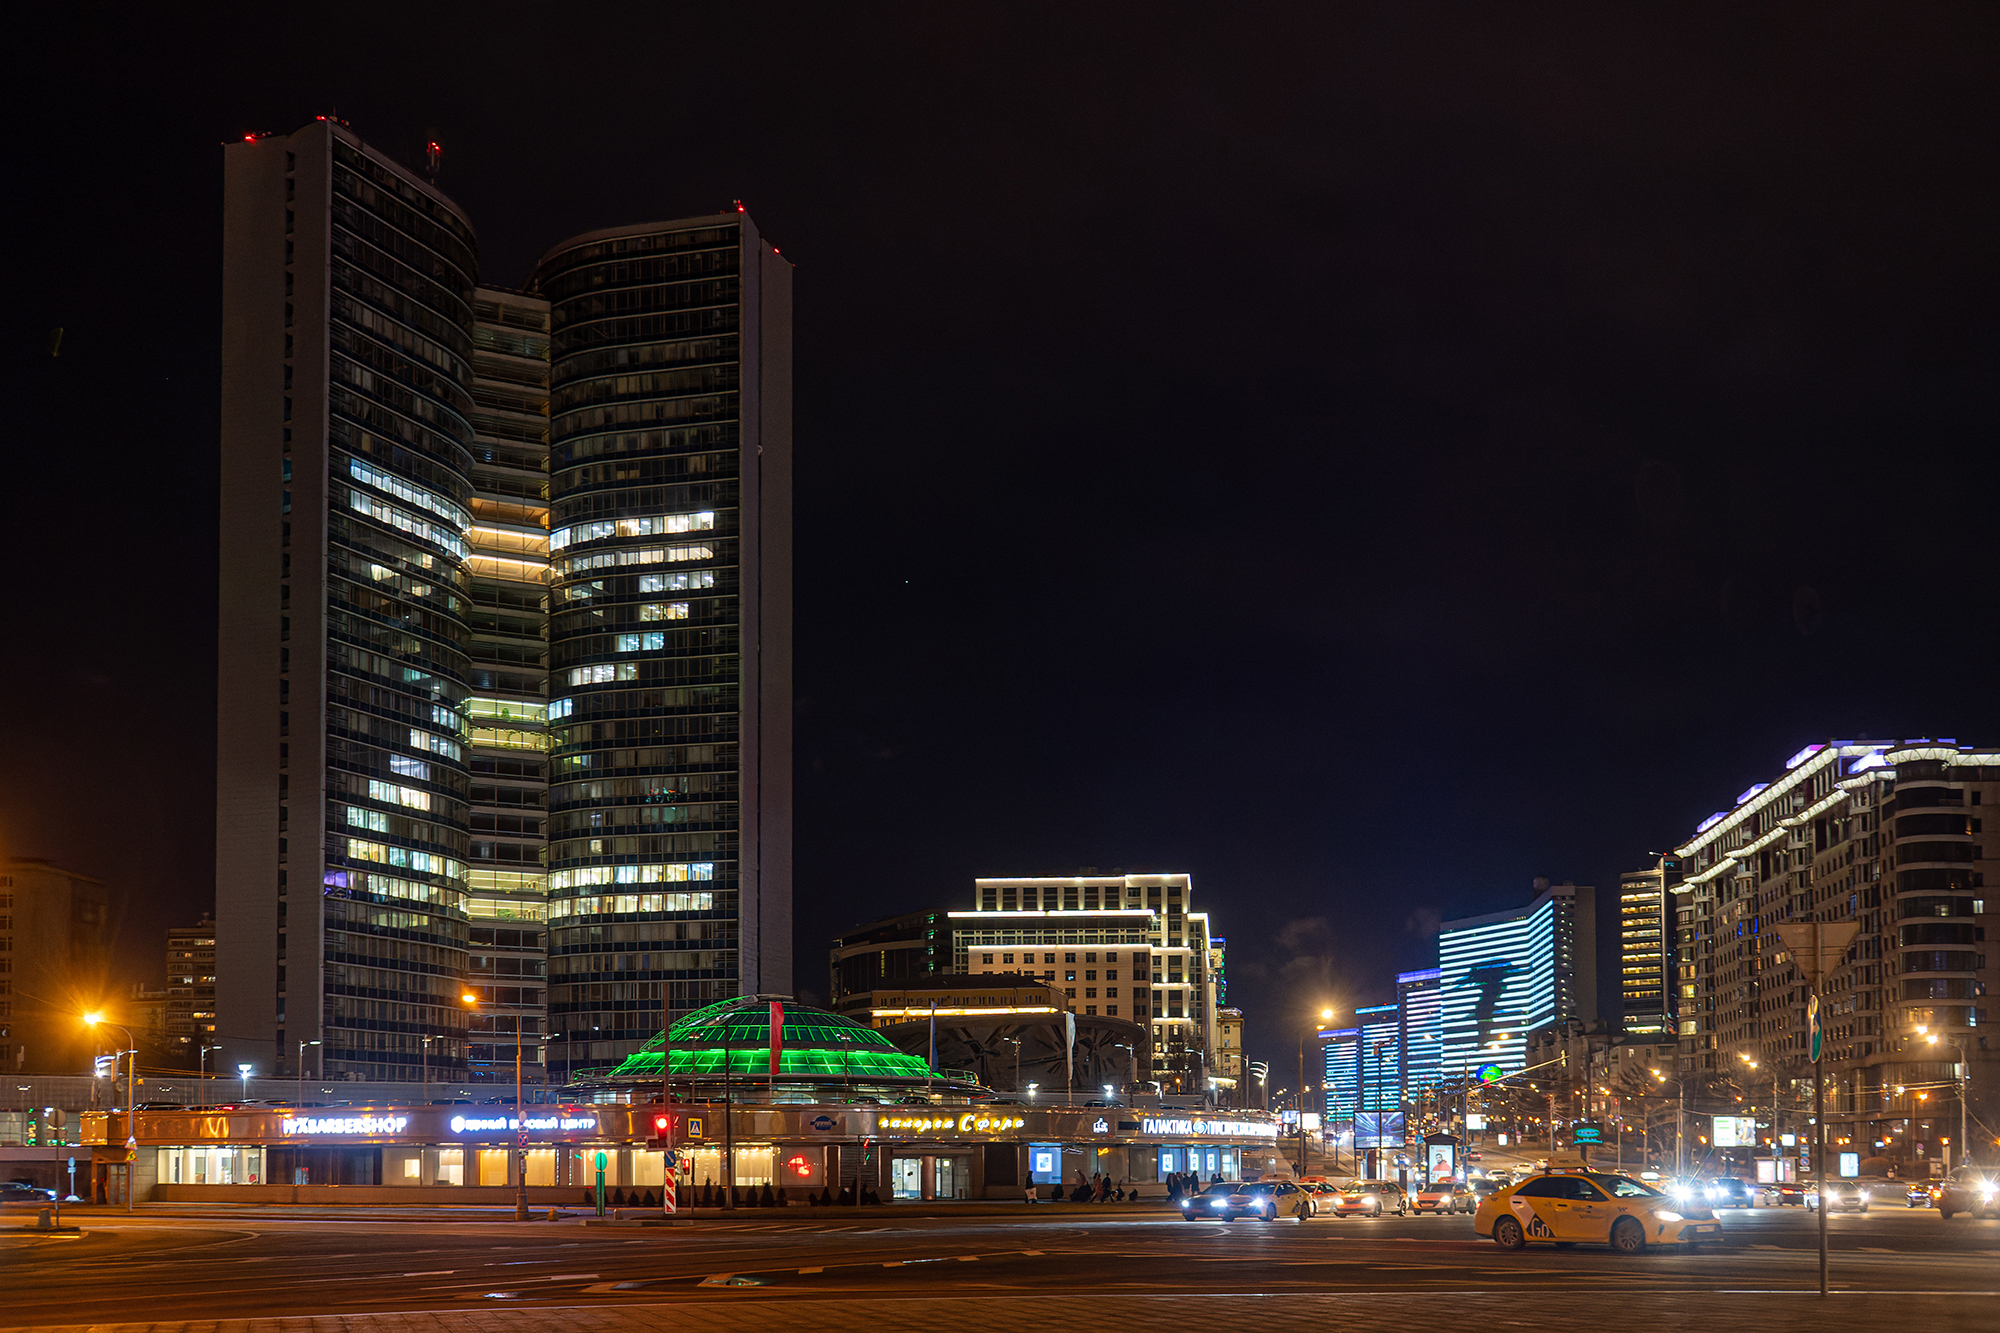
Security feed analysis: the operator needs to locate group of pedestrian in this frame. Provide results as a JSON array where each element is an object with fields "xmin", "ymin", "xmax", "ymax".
[
  {"xmin": 1022, "ymin": 1170, "xmax": 1136, "ymax": 1203},
  {"xmin": 1164, "ymin": 1170, "xmax": 1215, "ymax": 1201}
]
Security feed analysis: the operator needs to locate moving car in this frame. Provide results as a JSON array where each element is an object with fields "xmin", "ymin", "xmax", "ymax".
[
  {"xmin": 1806, "ymin": 1180, "xmax": 1869, "ymax": 1213},
  {"xmin": 1704, "ymin": 1177, "xmax": 1756, "ymax": 1209},
  {"xmin": 1179, "ymin": 1180, "xmax": 1309, "ymax": 1222},
  {"xmin": 0, "ymin": 1181, "xmax": 57, "ymax": 1206},
  {"xmin": 1907, "ymin": 1183, "xmax": 1936, "ymax": 1208},
  {"xmin": 1764, "ymin": 1181, "xmax": 1809, "ymax": 1207},
  {"xmin": 1333, "ymin": 1180, "xmax": 1409, "ymax": 1217},
  {"xmin": 1414, "ymin": 1181, "xmax": 1475, "ymax": 1214},
  {"xmin": 1932, "ymin": 1168, "xmax": 2000, "ymax": 1219},
  {"xmin": 1473, "ymin": 1170, "xmax": 1721, "ymax": 1253}
]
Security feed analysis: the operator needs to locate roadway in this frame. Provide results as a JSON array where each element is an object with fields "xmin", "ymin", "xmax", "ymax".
[{"xmin": 4, "ymin": 1203, "xmax": 1996, "ymax": 1332}]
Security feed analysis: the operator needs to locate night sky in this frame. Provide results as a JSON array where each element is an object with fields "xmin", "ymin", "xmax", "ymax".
[{"xmin": 6, "ymin": 6, "xmax": 1998, "ymax": 1065}]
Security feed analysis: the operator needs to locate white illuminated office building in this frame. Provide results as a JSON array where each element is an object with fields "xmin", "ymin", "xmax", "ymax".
[
  {"xmin": 954, "ymin": 873, "xmax": 1223, "ymax": 1094},
  {"xmin": 1437, "ymin": 880, "xmax": 1596, "ymax": 1080}
]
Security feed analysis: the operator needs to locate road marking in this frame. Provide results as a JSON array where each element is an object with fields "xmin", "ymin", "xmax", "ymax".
[
  {"xmin": 883, "ymin": 1261, "xmax": 904, "ymax": 1267},
  {"xmin": 541, "ymin": 1273, "xmax": 599, "ymax": 1280},
  {"xmin": 1860, "ymin": 1247, "xmax": 1896, "ymax": 1254},
  {"xmin": 1021, "ymin": 1249, "xmax": 1045, "ymax": 1256},
  {"xmin": 956, "ymin": 1255, "xmax": 979, "ymax": 1262},
  {"xmin": 798, "ymin": 1266, "xmax": 824, "ymax": 1274},
  {"xmin": 403, "ymin": 1270, "xmax": 456, "ymax": 1276}
]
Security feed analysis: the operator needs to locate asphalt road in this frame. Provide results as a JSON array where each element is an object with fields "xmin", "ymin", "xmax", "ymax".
[{"xmin": 5, "ymin": 1203, "xmax": 1998, "ymax": 1330}]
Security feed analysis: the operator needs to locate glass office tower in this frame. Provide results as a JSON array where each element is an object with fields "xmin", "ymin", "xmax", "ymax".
[
  {"xmin": 530, "ymin": 215, "xmax": 792, "ymax": 1075},
  {"xmin": 1437, "ymin": 881, "xmax": 1595, "ymax": 1080},
  {"xmin": 218, "ymin": 120, "xmax": 478, "ymax": 1080},
  {"xmin": 1397, "ymin": 968, "xmax": 1443, "ymax": 1094},
  {"xmin": 462, "ymin": 287, "xmax": 553, "ymax": 1081}
]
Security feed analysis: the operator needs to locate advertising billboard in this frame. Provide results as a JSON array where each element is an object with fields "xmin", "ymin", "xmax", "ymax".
[{"xmin": 1712, "ymin": 1115, "xmax": 1758, "ymax": 1147}]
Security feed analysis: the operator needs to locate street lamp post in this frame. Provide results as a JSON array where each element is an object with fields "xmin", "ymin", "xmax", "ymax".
[
  {"xmin": 463, "ymin": 990, "xmax": 530, "ymax": 1221},
  {"xmin": 1924, "ymin": 1029, "xmax": 1970, "ymax": 1169},
  {"xmin": 296, "ymin": 1039, "xmax": 320, "ymax": 1109},
  {"xmin": 1296, "ymin": 1008, "xmax": 1334, "ymax": 1176},
  {"xmin": 238, "ymin": 1063, "xmax": 253, "ymax": 1101},
  {"xmin": 82, "ymin": 1013, "xmax": 137, "ymax": 1212}
]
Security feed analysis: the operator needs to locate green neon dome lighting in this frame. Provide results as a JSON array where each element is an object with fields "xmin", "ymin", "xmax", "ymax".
[{"xmin": 608, "ymin": 997, "xmax": 941, "ymax": 1080}]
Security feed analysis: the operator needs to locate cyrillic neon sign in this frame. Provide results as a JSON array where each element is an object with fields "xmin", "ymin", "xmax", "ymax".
[{"xmin": 282, "ymin": 1116, "xmax": 409, "ymax": 1135}]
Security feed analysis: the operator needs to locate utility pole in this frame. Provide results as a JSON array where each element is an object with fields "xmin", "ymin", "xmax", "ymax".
[{"xmin": 1776, "ymin": 917, "xmax": 1859, "ymax": 1301}]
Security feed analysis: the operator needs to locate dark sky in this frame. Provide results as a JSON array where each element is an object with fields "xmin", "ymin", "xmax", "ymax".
[{"xmin": 6, "ymin": 5, "xmax": 1998, "ymax": 1065}]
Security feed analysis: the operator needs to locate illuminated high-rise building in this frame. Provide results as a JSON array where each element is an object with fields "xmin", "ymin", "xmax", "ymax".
[
  {"xmin": 217, "ymin": 122, "xmax": 793, "ymax": 1083},
  {"xmin": 218, "ymin": 120, "xmax": 481, "ymax": 1081},
  {"xmin": 530, "ymin": 215, "xmax": 793, "ymax": 1076},
  {"xmin": 1397, "ymin": 967, "xmax": 1443, "ymax": 1094},
  {"xmin": 1617, "ymin": 856, "xmax": 1680, "ymax": 1038},
  {"xmin": 1437, "ymin": 880, "xmax": 1596, "ymax": 1080}
]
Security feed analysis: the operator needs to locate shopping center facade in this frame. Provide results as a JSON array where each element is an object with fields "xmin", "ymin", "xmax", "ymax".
[{"xmin": 79, "ymin": 998, "xmax": 1280, "ymax": 1204}]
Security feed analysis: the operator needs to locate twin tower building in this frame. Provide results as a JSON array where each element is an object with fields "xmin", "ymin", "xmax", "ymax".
[{"xmin": 215, "ymin": 118, "xmax": 792, "ymax": 1085}]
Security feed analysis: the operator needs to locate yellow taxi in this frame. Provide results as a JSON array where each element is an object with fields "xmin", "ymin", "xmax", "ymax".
[{"xmin": 1472, "ymin": 1160, "xmax": 1722, "ymax": 1254}]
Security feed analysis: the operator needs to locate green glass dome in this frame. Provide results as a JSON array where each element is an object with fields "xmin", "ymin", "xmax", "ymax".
[{"xmin": 609, "ymin": 996, "xmax": 940, "ymax": 1081}]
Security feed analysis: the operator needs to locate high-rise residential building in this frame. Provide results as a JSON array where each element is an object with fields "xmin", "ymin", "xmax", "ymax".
[
  {"xmin": 1438, "ymin": 879, "xmax": 1597, "ymax": 1079},
  {"xmin": 1672, "ymin": 741, "xmax": 1999, "ymax": 1161},
  {"xmin": 1618, "ymin": 855, "xmax": 1680, "ymax": 1037},
  {"xmin": 956, "ymin": 872, "xmax": 1223, "ymax": 1092},
  {"xmin": 165, "ymin": 915, "xmax": 218, "ymax": 1068},
  {"xmin": 218, "ymin": 120, "xmax": 482, "ymax": 1081},
  {"xmin": 216, "ymin": 120, "xmax": 792, "ymax": 1082},
  {"xmin": 532, "ymin": 213, "xmax": 792, "ymax": 1077},
  {"xmin": 0, "ymin": 859, "xmax": 110, "ymax": 1074},
  {"xmin": 1216, "ymin": 1006, "xmax": 1244, "ymax": 1104},
  {"xmin": 1397, "ymin": 967, "xmax": 1443, "ymax": 1095},
  {"xmin": 829, "ymin": 910, "xmax": 951, "ymax": 1015},
  {"xmin": 461, "ymin": 286, "xmax": 553, "ymax": 1082}
]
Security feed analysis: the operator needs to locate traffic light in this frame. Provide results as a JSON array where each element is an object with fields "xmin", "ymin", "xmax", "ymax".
[{"xmin": 645, "ymin": 1113, "xmax": 672, "ymax": 1149}]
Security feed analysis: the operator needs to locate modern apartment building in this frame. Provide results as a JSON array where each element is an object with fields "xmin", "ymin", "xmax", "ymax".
[
  {"xmin": 0, "ymin": 858, "xmax": 110, "ymax": 1074},
  {"xmin": 1672, "ymin": 741, "xmax": 1999, "ymax": 1163},
  {"xmin": 165, "ymin": 915, "xmax": 218, "ymax": 1069},
  {"xmin": 217, "ymin": 119, "xmax": 791, "ymax": 1082},
  {"xmin": 1438, "ymin": 879, "xmax": 1597, "ymax": 1079},
  {"xmin": 829, "ymin": 910, "xmax": 951, "ymax": 1014},
  {"xmin": 1618, "ymin": 856, "xmax": 1680, "ymax": 1037},
  {"xmin": 531, "ymin": 212, "xmax": 792, "ymax": 1078},
  {"xmin": 954, "ymin": 872, "xmax": 1224, "ymax": 1092}
]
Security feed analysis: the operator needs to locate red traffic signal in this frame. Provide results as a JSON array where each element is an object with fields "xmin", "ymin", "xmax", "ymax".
[{"xmin": 647, "ymin": 1113, "xmax": 673, "ymax": 1149}]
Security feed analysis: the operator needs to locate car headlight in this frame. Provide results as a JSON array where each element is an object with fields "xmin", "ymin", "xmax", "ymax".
[
  {"xmin": 1654, "ymin": 1211, "xmax": 1684, "ymax": 1223},
  {"xmin": 1981, "ymin": 1187, "xmax": 1996, "ymax": 1200}
]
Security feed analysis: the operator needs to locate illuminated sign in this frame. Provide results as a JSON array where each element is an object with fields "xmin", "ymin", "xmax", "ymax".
[
  {"xmin": 448, "ymin": 1114, "xmax": 597, "ymax": 1135},
  {"xmin": 283, "ymin": 1116, "xmax": 408, "ymax": 1136},
  {"xmin": 1839, "ymin": 1153, "xmax": 1859, "ymax": 1178},
  {"xmin": 1464, "ymin": 1113, "xmax": 1487, "ymax": 1130},
  {"xmin": 1092, "ymin": 1118, "xmax": 1110, "ymax": 1134},
  {"xmin": 1300, "ymin": 1112, "xmax": 1321, "ymax": 1131},
  {"xmin": 1477, "ymin": 1064, "xmax": 1504, "ymax": 1084},
  {"xmin": 1712, "ymin": 1115, "xmax": 1758, "ymax": 1148},
  {"xmin": 879, "ymin": 1113, "xmax": 1027, "ymax": 1134},
  {"xmin": 1572, "ymin": 1121, "xmax": 1603, "ymax": 1145},
  {"xmin": 1140, "ymin": 1117, "xmax": 1280, "ymax": 1139}
]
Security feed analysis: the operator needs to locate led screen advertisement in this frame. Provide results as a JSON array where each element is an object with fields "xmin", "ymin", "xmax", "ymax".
[{"xmin": 1712, "ymin": 1115, "xmax": 1758, "ymax": 1147}]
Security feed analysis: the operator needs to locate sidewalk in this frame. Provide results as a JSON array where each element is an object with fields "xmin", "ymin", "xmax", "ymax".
[{"xmin": 4, "ymin": 1198, "xmax": 1179, "ymax": 1225}]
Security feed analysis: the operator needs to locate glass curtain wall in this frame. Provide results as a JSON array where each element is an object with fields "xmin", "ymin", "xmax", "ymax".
[{"xmin": 319, "ymin": 132, "xmax": 479, "ymax": 1081}]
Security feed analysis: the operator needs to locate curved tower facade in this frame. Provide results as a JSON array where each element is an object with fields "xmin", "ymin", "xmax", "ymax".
[
  {"xmin": 219, "ymin": 120, "xmax": 479, "ymax": 1081},
  {"xmin": 531, "ymin": 214, "xmax": 792, "ymax": 1080}
]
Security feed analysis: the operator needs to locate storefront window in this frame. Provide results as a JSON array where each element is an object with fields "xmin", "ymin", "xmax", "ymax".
[
  {"xmin": 477, "ymin": 1149, "xmax": 510, "ymax": 1186},
  {"xmin": 936, "ymin": 1157, "xmax": 962, "ymax": 1200},
  {"xmin": 891, "ymin": 1157, "xmax": 923, "ymax": 1199},
  {"xmin": 436, "ymin": 1147, "xmax": 464, "ymax": 1186},
  {"xmin": 525, "ymin": 1149, "xmax": 558, "ymax": 1187}
]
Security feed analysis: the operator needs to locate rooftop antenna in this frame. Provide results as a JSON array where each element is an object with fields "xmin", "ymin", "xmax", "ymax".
[{"xmin": 425, "ymin": 141, "xmax": 442, "ymax": 185}]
